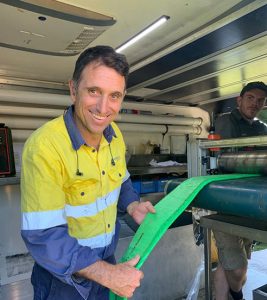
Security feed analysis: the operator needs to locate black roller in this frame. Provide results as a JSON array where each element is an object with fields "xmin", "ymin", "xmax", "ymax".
[{"xmin": 165, "ymin": 177, "xmax": 267, "ymax": 221}]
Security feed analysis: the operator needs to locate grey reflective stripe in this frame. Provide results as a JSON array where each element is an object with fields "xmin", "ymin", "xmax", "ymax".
[
  {"xmin": 21, "ymin": 186, "xmax": 122, "ymax": 230},
  {"xmin": 78, "ymin": 228, "xmax": 115, "ymax": 248},
  {"xmin": 65, "ymin": 187, "xmax": 121, "ymax": 218},
  {"xmin": 21, "ymin": 209, "xmax": 66, "ymax": 230}
]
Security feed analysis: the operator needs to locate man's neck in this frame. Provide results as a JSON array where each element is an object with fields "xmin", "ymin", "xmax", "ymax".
[
  {"xmin": 73, "ymin": 113, "xmax": 102, "ymax": 150},
  {"xmin": 85, "ymin": 135, "xmax": 102, "ymax": 150},
  {"xmin": 238, "ymin": 109, "xmax": 254, "ymax": 124}
]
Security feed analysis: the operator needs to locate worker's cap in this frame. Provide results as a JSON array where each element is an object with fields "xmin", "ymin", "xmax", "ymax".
[{"xmin": 240, "ymin": 81, "xmax": 267, "ymax": 96}]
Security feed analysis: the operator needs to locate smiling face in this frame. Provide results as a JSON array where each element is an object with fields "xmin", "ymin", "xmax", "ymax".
[
  {"xmin": 69, "ymin": 63, "xmax": 126, "ymax": 148},
  {"xmin": 237, "ymin": 88, "xmax": 266, "ymax": 120}
]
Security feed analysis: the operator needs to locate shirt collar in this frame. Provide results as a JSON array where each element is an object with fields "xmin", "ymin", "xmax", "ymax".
[
  {"xmin": 63, "ymin": 105, "xmax": 116, "ymax": 150},
  {"xmin": 232, "ymin": 108, "xmax": 243, "ymax": 121}
]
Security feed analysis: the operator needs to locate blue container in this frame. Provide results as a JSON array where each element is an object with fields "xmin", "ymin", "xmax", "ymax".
[
  {"xmin": 156, "ymin": 178, "xmax": 169, "ymax": 192},
  {"xmin": 132, "ymin": 180, "xmax": 141, "ymax": 194},
  {"xmin": 140, "ymin": 180, "xmax": 157, "ymax": 194}
]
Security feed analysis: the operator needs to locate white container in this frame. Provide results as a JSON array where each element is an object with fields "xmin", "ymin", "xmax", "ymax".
[{"xmin": 170, "ymin": 135, "xmax": 186, "ymax": 154}]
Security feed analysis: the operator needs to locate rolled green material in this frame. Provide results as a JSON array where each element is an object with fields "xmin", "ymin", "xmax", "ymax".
[{"xmin": 109, "ymin": 174, "xmax": 259, "ymax": 300}]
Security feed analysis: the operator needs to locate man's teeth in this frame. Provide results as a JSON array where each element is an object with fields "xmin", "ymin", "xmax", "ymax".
[{"xmin": 92, "ymin": 113, "xmax": 106, "ymax": 120}]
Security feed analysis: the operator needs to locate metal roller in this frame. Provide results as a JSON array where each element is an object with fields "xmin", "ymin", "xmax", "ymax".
[
  {"xmin": 164, "ymin": 150, "xmax": 267, "ymax": 221},
  {"xmin": 217, "ymin": 150, "xmax": 267, "ymax": 175}
]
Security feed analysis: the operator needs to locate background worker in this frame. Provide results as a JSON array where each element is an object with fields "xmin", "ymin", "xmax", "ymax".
[
  {"xmin": 215, "ymin": 81, "xmax": 267, "ymax": 138},
  {"xmin": 214, "ymin": 81, "xmax": 267, "ymax": 300},
  {"xmin": 21, "ymin": 45, "xmax": 155, "ymax": 300}
]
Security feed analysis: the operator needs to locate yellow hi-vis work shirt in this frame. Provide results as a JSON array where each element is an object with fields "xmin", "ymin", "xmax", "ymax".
[
  {"xmin": 21, "ymin": 114, "xmax": 130, "ymax": 247},
  {"xmin": 20, "ymin": 106, "xmax": 139, "ymax": 299}
]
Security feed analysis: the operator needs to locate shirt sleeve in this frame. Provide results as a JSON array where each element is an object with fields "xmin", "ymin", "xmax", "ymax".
[
  {"xmin": 215, "ymin": 114, "xmax": 236, "ymax": 138},
  {"xmin": 21, "ymin": 225, "xmax": 101, "ymax": 282},
  {"xmin": 258, "ymin": 121, "xmax": 267, "ymax": 134},
  {"xmin": 117, "ymin": 177, "xmax": 140, "ymax": 212}
]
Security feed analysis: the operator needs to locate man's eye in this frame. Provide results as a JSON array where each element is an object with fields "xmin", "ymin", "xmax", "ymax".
[
  {"xmin": 111, "ymin": 93, "xmax": 121, "ymax": 100},
  {"xmin": 88, "ymin": 88, "xmax": 98, "ymax": 95}
]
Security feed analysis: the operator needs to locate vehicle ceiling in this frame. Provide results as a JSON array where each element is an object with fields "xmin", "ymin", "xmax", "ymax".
[{"xmin": 0, "ymin": 0, "xmax": 266, "ymax": 118}]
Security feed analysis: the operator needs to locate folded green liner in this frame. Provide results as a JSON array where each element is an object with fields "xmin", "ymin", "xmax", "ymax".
[{"xmin": 109, "ymin": 173, "xmax": 259, "ymax": 300}]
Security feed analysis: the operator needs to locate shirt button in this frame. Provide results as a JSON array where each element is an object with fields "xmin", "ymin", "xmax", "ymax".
[
  {"xmin": 102, "ymin": 170, "xmax": 105, "ymax": 175},
  {"xmin": 92, "ymin": 149, "xmax": 96, "ymax": 153},
  {"xmin": 107, "ymin": 224, "xmax": 110, "ymax": 228},
  {"xmin": 81, "ymin": 192, "xmax": 85, "ymax": 196},
  {"xmin": 119, "ymin": 173, "xmax": 122, "ymax": 177}
]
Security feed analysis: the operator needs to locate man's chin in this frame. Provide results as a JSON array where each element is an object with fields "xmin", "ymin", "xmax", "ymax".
[
  {"xmin": 248, "ymin": 114, "xmax": 257, "ymax": 120},
  {"xmin": 91, "ymin": 124, "xmax": 109, "ymax": 135}
]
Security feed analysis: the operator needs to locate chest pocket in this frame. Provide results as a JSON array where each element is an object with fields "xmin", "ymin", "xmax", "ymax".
[
  {"xmin": 65, "ymin": 179, "xmax": 99, "ymax": 206},
  {"xmin": 108, "ymin": 162, "xmax": 125, "ymax": 189}
]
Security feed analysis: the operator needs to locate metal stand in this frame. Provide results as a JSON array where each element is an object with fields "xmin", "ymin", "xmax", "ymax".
[
  {"xmin": 200, "ymin": 214, "xmax": 267, "ymax": 300},
  {"xmin": 203, "ymin": 225, "xmax": 212, "ymax": 300}
]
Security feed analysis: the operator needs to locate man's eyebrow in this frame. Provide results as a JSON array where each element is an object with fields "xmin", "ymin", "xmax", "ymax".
[
  {"xmin": 86, "ymin": 86, "xmax": 100, "ymax": 90},
  {"xmin": 112, "ymin": 91, "xmax": 123, "ymax": 95}
]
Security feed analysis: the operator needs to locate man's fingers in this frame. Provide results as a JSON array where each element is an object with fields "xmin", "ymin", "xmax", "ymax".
[
  {"xmin": 143, "ymin": 201, "xmax": 156, "ymax": 213},
  {"xmin": 125, "ymin": 255, "xmax": 140, "ymax": 267}
]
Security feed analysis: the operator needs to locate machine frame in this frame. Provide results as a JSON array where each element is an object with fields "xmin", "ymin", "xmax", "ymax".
[
  {"xmin": 187, "ymin": 135, "xmax": 267, "ymax": 300},
  {"xmin": 187, "ymin": 135, "xmax": 267, "ymax": 177}
]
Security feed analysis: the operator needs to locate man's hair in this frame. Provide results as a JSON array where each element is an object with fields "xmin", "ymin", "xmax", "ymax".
[
  {"xmin": 71, "ymin": 45, "xmax": 129, "ymax": 90},
  {"xmin": 240, "ymin": 81, "xmax": 267, "ymax": 97}
]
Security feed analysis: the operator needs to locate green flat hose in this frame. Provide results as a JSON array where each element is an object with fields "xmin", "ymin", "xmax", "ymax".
[{"xmin": 110, "ymin": 174, "xmax": 259, "ymax": 300}]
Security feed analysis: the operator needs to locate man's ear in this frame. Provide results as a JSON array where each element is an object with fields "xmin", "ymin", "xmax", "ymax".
[
  {"xmin": 69, "ymin": 80, "xmax": 76, "ymax": 103},
  {"xmin": 236, "ymin": 96, "xmax": 242, "ymax": 107}
]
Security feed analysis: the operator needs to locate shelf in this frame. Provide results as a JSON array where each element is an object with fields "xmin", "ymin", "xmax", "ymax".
[
  {"xmin": 128, "ymin": 164, "xmax": 187, "ymax": 176},
  {"xmin": 0, "ymin": 175, "xmax": 20, "ymax": 186}
]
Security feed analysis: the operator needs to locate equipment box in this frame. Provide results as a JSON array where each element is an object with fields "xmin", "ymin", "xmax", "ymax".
[
  {"xmin": 0, "ymin": 125, "xmax": 16, "ymax": 176},
  {"xmin": 253, "ymin": 284, "xmax": 267, "ymax": 300}
]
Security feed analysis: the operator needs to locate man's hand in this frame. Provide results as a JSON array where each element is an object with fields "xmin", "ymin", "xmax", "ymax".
[
  {"xmin": 76, "ymin": 255, "xmax": 143, "ymax": 298},
  {"xmin": 109, "ymin": 255, "xmax": 144, "ymax": 298},
  {"xmin": 127, "ymin": 201, "xmax": 156, "ymax": 225}
]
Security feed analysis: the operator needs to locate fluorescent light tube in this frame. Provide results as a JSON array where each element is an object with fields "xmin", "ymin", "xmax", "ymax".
[{"xmin": 116, "ymin": 15, "xmax": 170, "ymax": 53}]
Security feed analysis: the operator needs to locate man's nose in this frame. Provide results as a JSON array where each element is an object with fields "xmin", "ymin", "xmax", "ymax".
[
  {"xmin": 255, "ymin": 99, "xmax": 263, "ymax": 108},
  {"xmin": 97, "ymin": 95, "xmax": 109, "ymax": 113},
  {"xmin": 249, "ymin": 98, "xmax": 258, "ymax": 107}
]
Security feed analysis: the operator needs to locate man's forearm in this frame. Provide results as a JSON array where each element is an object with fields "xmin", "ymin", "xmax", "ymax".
[
  {"xmin": 76, "ymin": 260, "xmax": 114, "ymax": 288},
  {"xmin": 75, "ymin": 257, "xmax": 144, "ymax": 298}
]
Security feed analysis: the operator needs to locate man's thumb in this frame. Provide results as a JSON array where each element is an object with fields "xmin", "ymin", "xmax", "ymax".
[{"xmin": 126, "ymin": 255, "xmax": 140, "ymax": 267}]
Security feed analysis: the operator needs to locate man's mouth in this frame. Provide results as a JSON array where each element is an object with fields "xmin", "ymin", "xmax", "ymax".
[{"xmin": 91, "ymin": 112, "xmax": 109, "ymax": 120}]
